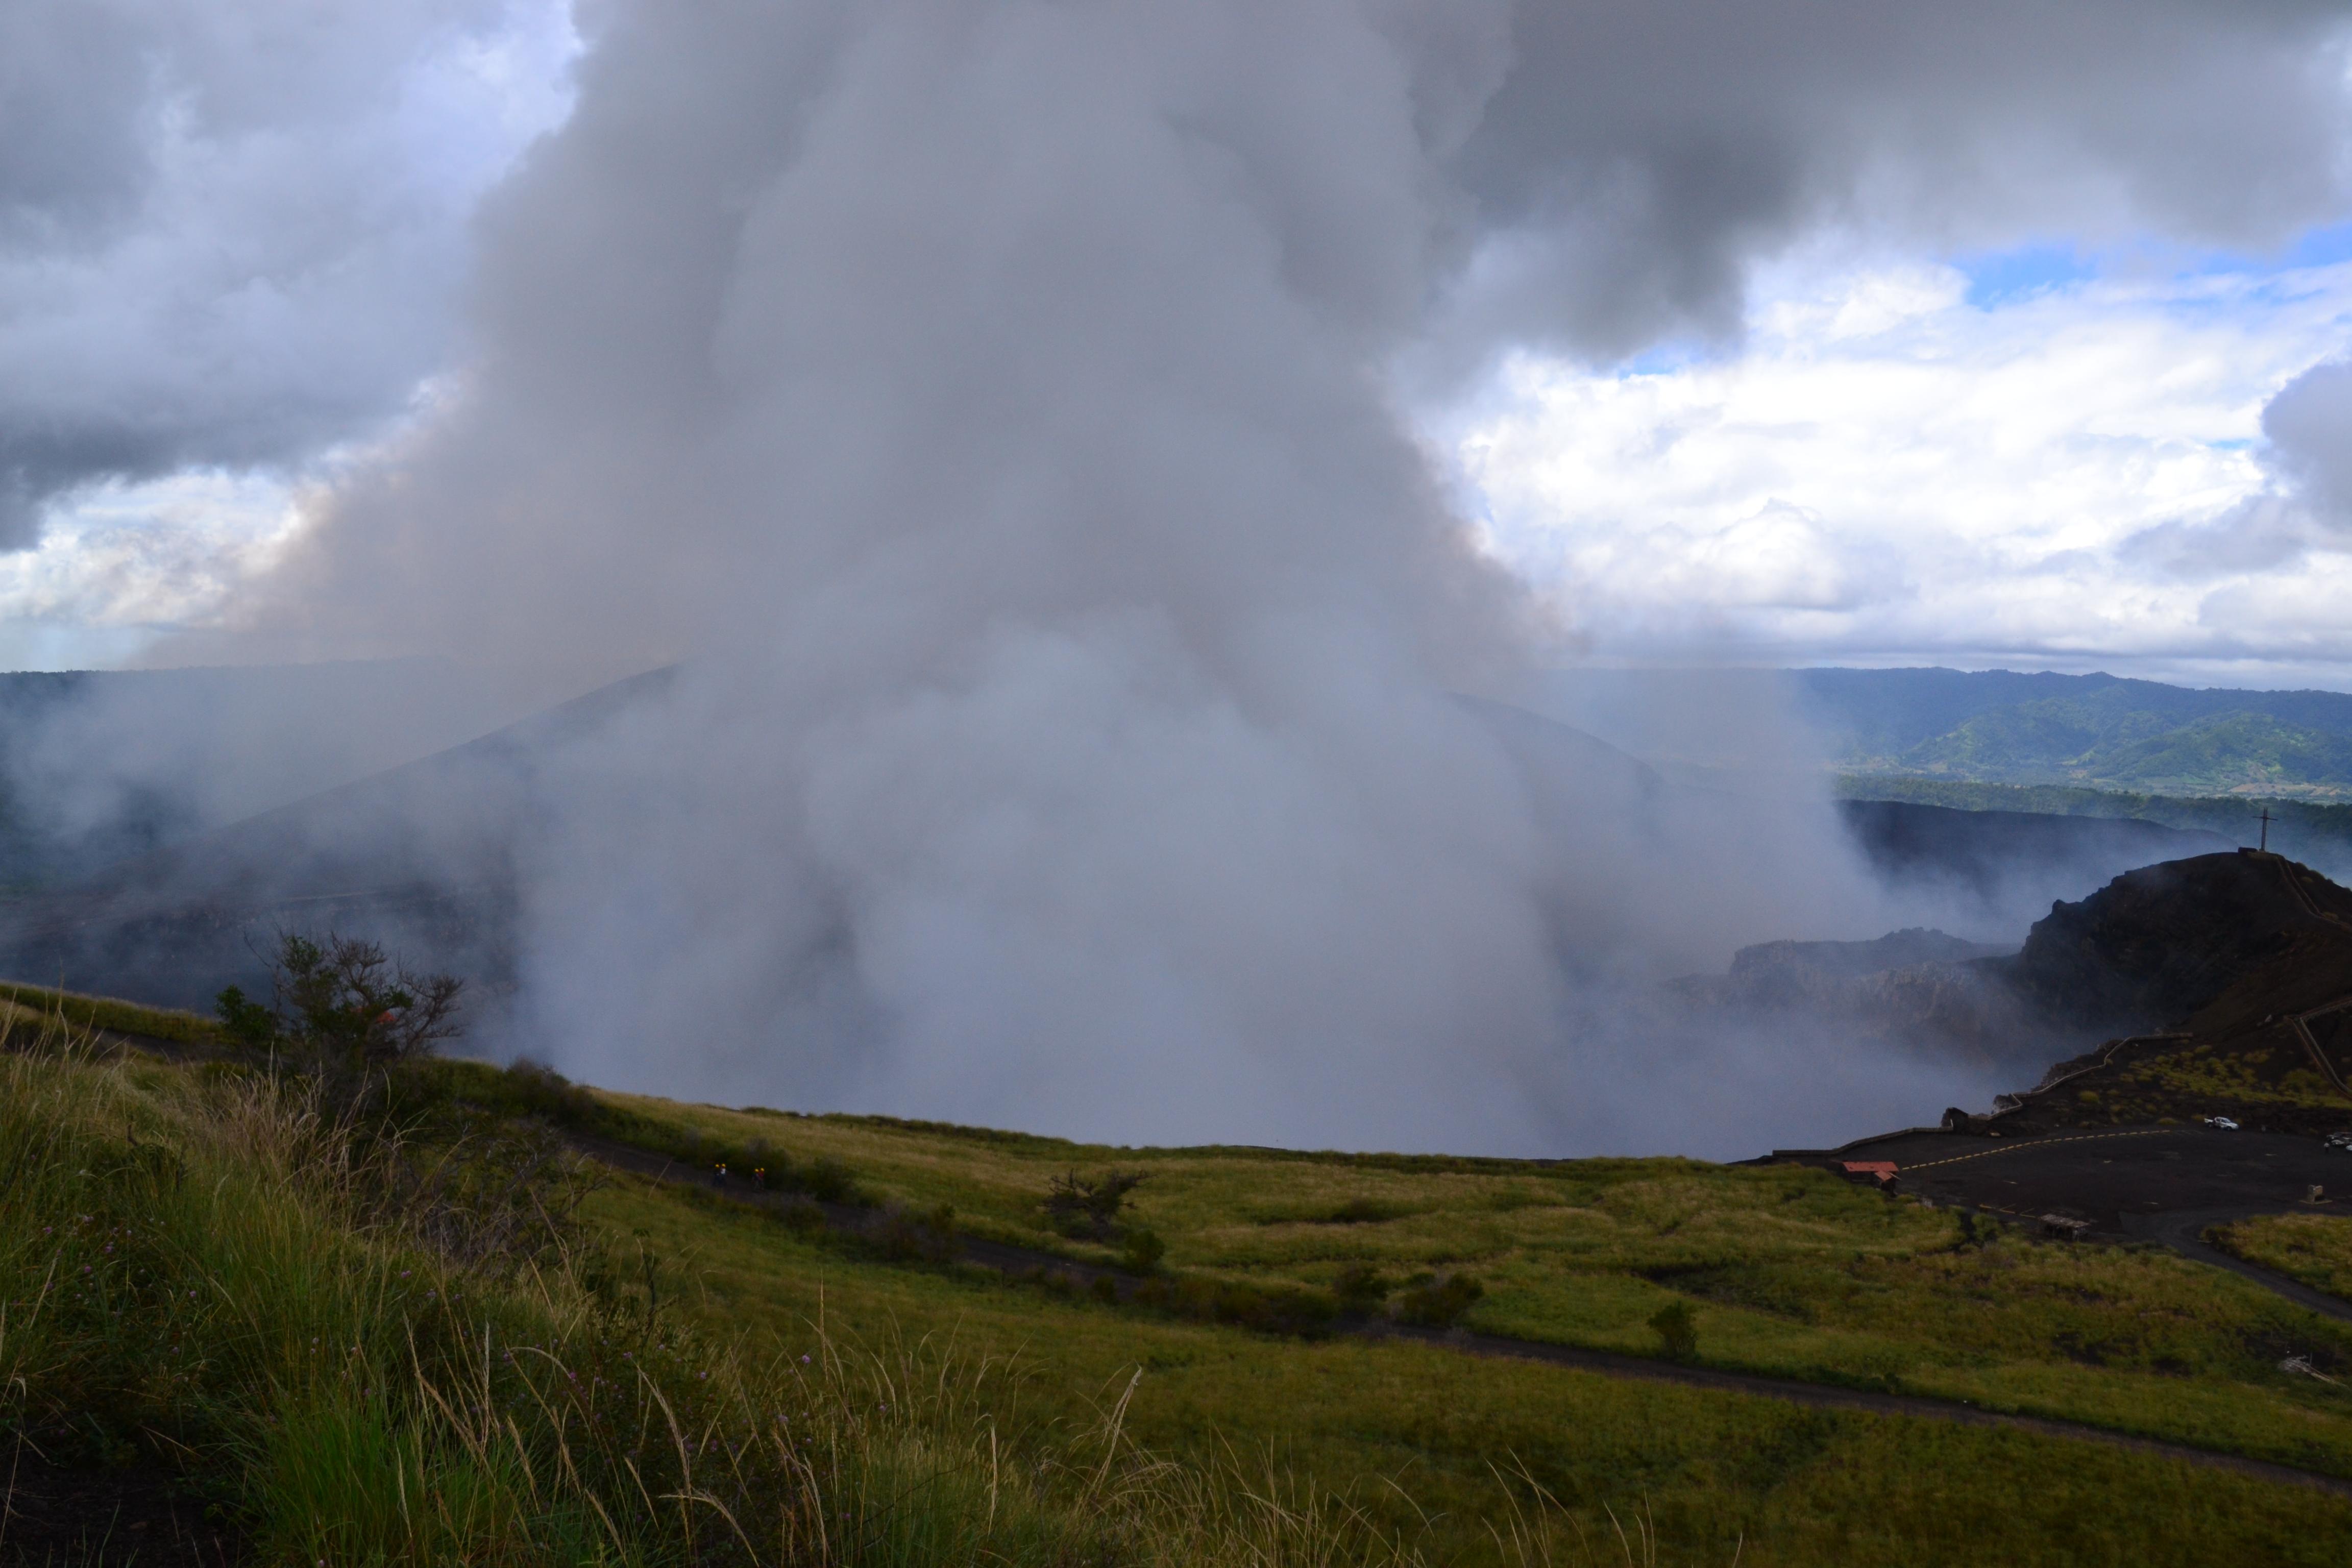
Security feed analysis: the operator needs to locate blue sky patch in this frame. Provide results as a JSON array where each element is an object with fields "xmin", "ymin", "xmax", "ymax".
[
  {"xmin": 2195, "ymin": 218, "xmax": 2352, "ymax": 276},
  {"xmin": 1959, "ymin": 243, "xmax": 2096, "ymax": 308}
]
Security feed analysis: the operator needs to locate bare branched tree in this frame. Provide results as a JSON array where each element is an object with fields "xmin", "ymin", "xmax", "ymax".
[
  {"xmin": 1044, "ymin": 1168, "xmax": 1147, "ymax": 1239},
  {"xmin": 216, "ymin": 930, "xmax": 464, "ymax": 1065}
]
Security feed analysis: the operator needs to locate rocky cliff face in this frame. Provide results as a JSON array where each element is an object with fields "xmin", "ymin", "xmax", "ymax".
[
  {"xmin": 1975, "ymin": 851, "xmax": 2352, "ymax": 1132},
  {"xmin": 1725, "ymin": 927, "xmax": 2011, "ymax": 1004},
  {"xmin": 2002, "ymin": 852, "xmax": 2326, "ymax": 1035},
  {"xmin": 1679, "ymin": 927, "xmax": 2058, "ymax": 1073},
  {"xmin": 1681, "ymin": 850, "xmax": 2352, "ymax": 1116}
]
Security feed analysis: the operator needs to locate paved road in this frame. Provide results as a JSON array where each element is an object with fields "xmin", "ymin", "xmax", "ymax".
[
  {"xmin": 2120, "ymin": 1207, "xmax": 2352, "ymax": 1325},
  {"xmin": 1777, "ymin": 1125, "xmax": 2352, "ymax": 1321},
  {"xmin": 566, "ymin": 1131, "xmax": 2352, "ymax": 1500},
  {"xmin": 1808, "ymin": 1125, "xmax": 2352, "ymax": 1232}
]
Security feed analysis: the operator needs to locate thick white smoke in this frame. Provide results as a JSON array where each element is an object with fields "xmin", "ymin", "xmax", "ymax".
[{"xmin": 205, "ymin": 0, "xmax": 2352, "ymax": 1153}]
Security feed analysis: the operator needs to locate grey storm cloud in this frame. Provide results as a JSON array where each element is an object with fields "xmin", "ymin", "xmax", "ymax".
[
  {"xmin": 2120, "ymin": 354, "xmax": 2352, "ymax": 582},
  {"xmin": 12, "ymin": 2, "xmax": 2352, "ymax": 554},
  {"xmin": 255, "ymin": 0, "xmax": 2352, "ymax": 667},
  {"xmin": 2263, "ymin": 356, "xmax": 2352, "ymax": 523},
  {"xmin": 1434, "ymin": 0, "xmax": 2352, "ymax": 365},
  {"xmin": 0, "ymin": 0, "xmax": 567, "ymax": 546}
]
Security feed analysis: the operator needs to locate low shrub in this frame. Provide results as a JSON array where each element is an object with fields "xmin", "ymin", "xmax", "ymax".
[
  {"xmin": 1133, "ymin": 1276, "xmax": 1339, "ymax": 1338},
  {"xmin": 1395, "ymin": 1271, "xmax": 1483, "ymax": 1329},
  {"xmin": 1649, "ymin": 1299, "xmax": 1700, "ymax": 1361},
  {"xmin": 1332, "ymin": 1262, "xmax": 1392, "ymax": 1313},
  {"xmin": 874, "ymin": 1202, "xmax": 960, "ymax": 1264},
  {"xmin": 1045, "ymin": 1168, "xmax": 1148, "ymax": 1238},
  {"xmin": 799, "ymin": 1155, "xmax": 861, "ymax": 1204},
  {"xmin": 1953, "ymin": 1210, "xmax": 1996, "ymax": 1250},
  {"xmin": 1121, "ymin": 1226, "xmax": 1167, "ymax": 1274},
  {"xmin": 213, "ymin": 930, "xmax": 463, "ymax": 1066},
  {"xmin": 775, "ymin": 1195, "xmax": 830, "ymax": 1235}
]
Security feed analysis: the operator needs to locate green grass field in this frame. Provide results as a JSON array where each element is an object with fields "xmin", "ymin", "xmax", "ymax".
[
  {"xmin": 586, "ymin": 1173, "xmax": 2352, "ymax": 1566},
  {"xmin": 0, "ymin": 976, "xmax": 225, "ymax": 1045},
  {"xmin": 2215, "ymin": 1212, "xmax": 2352, "ymax": 1302},
  {"xmin": 10, "ymin": 1031, "xmax": 2352, "ymax": 1563},
  {"xmin": 559, "ymin": 1085, "xmax": 2352, "ymax": 1476}
]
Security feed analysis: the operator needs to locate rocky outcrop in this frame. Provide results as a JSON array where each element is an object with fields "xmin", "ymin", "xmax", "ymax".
[
  {"xmin": 1722, "ymin": 927, "xmax": 2010, "ymax": 1006},
  {"xmin": 2003, "ymin": 851, "xmax": 2348, "ymax": 1034},
  {"xmin": 1967, "ymin": 851, "xmax": 2352, "ymax": 1132},
  {"xmin": 1677, "ymin": 927, "xmax": 2059, "ymax": 1072},
  {"xmin": 1681, "ymin": 851, "xmax": 2352, "ymax": 1096}
]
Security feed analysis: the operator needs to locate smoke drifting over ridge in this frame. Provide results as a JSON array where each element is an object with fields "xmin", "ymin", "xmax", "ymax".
[{"xmin": 183, "ymin": 0, "xmax": 2352, "ymax": 1153}]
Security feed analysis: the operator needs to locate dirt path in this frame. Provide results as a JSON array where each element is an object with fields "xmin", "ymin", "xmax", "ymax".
[{"xmin": 565, "ymin": 1132, "xmax": 2352, "ymax": 1500}]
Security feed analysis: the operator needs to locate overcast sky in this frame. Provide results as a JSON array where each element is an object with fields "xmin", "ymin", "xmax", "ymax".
[{"xmin": 9, "ymin": 1, "xmax": 2352, "ymax": 688}]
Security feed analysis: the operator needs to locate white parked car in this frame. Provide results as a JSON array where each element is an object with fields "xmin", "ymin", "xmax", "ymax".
[
  {"xmin": 2325, "ymin": 1130, "xmax": 2352, "ymax": 1150},
  {"xmin": 2204, "ymin": 1116, "xmax": 2241, "ymax": 1131}
]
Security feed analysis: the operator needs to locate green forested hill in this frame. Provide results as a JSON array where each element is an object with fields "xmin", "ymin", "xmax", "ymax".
[{"xmin": 1798, "ymin": 669, "xmax": 2352, "ymax": 799}]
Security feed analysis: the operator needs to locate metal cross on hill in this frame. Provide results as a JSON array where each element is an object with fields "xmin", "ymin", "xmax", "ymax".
[{"xmin": 2259, "ymin": 807, "xmax": 2274, "ymax": 853}]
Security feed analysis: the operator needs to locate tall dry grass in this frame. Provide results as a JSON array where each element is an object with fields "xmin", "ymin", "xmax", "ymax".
[{"xmin": 0, "ymin": 1023, "xmax": 1640, "ymax": 1567}]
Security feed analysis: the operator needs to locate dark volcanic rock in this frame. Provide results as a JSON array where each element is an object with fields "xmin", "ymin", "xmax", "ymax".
[
  {"xmin": 2003, "ymin": 850, "xmax": 2340, "ymax": 1036},
  {"xmin": 1679, "ymin": 926, "xmax": 2057, "ymax": 1072},
  {"xmin": 1979, "ymin": 850, "xmax": 2352, "ymax": 1132},
  {"xmin": 1685, "ymin": 851, "xmax": 2352, "ymax": 1102},
  {"xmin": 1726, "ymin": 927, "xmax": 2011, "ymax": 1005}
]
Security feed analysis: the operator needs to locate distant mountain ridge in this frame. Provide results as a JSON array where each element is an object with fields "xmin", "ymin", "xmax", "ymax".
[{"xmin": 1794, "ymin": 667, "xmax": 2352, "ymax": 800}]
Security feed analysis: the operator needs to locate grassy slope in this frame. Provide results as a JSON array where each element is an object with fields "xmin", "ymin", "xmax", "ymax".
[
  {"xmin": 2215, "ymin": 1214, "xmax": 2352, "ymax": 1302},
  {"xmin": 589, "ymin": 1089, "xmax": 2352, "ymax": 1479},
  {"xmin": 2038, "ymin": 1037, "xmax": 2350, "ymax": 1126},
  {"xmin": 595, "ymin": 1172, "xmax": 2352, "ymax": 1566},
  {"xmin": 15, "ymin": 1034, "xmax": 2352, "ymax": 1562},
  {"xmin": 6, "ymin": 1042, "xmax": 1498, "ymax": 1567},
  {"xmin": 0, "ymin": 977, "xmax": 224, "ymax": 1044}
]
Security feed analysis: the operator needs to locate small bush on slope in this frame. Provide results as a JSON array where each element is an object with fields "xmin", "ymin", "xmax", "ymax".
[{"xmin": 215, "ymin": 929, "xmax": 465, "ymax": 1066}]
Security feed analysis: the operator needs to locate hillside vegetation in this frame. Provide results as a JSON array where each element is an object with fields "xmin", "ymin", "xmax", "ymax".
[
  {"xmin": 1799, "ymin": 667, "xmax": 2352, "ymax": 800},
  {"xmin": 571, "ymin": 1084, "xmax": 2352, "ymax": 1472},
  {"xmin": 2216, "ymin": 1214, "xmax": 2352, "ymax": 1303},
  {"xmin": 12, "ymin": 1009, "xmax": 2352, "ymax": 1563},
  {"xmin": 1833, "ymin": 775, "xmax": 2352, "ymax": 849},
  {"xmin": 1, "ymin": 1025, "xmax": 1502, "ymax": 1567}
]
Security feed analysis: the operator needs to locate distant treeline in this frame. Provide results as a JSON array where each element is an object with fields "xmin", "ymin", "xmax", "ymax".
[{"xmin": 1834, "ymin": 775, "xmax": 2352, "ymax": 874}]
